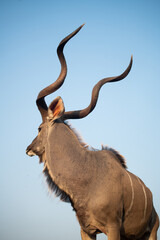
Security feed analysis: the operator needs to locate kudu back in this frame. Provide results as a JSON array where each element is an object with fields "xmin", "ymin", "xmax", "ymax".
[{"xmin": 26, "ymin": 24, "xmax": 159, "ymax": 240}]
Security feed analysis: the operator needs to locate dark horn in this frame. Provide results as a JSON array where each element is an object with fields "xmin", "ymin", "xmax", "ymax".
[
  {"xmin": 63, "ymin": 56, "xmax": 133, "ymax": 120},
  {"xmin": 36, "ymin": 24, "xmax": 85, "ymax": 122}
]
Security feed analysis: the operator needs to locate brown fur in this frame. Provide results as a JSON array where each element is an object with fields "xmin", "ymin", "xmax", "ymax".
[
  {"xmin": 66, "ymin": 122, "xmax": 127, "ymax": 168},
  {"xmin": 43, "ymin": 123, "xmax": 127, "ymax": 206}
]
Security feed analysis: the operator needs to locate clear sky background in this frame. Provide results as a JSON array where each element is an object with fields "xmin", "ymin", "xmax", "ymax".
[{"xmin": 1, "ymin": 0, "xmax": 160, "ymax": 239}]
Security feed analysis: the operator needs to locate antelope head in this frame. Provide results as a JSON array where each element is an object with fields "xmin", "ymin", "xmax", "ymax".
[{"xmin": 26, "ymin": 24, "xmax": 132, "ymax": 165}]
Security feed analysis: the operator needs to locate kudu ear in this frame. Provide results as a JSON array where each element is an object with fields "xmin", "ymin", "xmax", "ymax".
[{"xmin": 48, "ymin": 97, "xmax": 65, "ymax": 121}]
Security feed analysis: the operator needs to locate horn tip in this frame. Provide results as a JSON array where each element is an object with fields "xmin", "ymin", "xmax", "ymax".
[{"xmin": 81, "ymin": 23, "xmax": 86, "ymax": 28}]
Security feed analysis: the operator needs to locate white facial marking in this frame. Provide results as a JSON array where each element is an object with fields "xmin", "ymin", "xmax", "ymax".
[{"xmin": 27, "ymin": 150, "xmax": 36, "ymax": 156}]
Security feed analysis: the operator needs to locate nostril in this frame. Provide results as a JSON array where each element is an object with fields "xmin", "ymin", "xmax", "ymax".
[
  {"xmin": 26, "ymin": 146, "xmax": 36, "ymax": 157},
  {"xmin": 26, "ymin": 146, "xmax": 30, "ymax": 153},
  {"xmin": 26, "ymin": 146, "xmax": 33, "ymax": 156},
  {"xmin": 26, "ymin": 149, "xmax": 30, "ymax": 155}
]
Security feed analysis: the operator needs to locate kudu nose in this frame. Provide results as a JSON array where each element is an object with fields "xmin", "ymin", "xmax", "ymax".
[
  {"xmin": 26, "ymin": 145, "xmax": 35, "ymax": 156},
  {"xmin": 26, "ymin": 146, "xmax": 30, "ymax": 155}
]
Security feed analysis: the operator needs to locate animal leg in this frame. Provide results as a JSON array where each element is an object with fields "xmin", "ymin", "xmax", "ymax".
[
  {"xmin": 81, "ymin": 229, "xmax": 96, "ymax": 240},
  {"xmin": 148, "ymin": 214, "xmax": 159, "ymax": 240}
]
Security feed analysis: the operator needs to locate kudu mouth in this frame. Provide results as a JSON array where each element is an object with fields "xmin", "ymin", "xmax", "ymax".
[
  {"xmin": 26, "ymin": 147, "xmax": 36, "ymax": 157},
  {"xmin": 26, "ymin": 146, "xmax": 46, "ymax": 164}
]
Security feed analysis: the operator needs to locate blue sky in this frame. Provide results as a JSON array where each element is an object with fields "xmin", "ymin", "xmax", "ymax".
[{"xmin": 1, "ymin": 0, "xmax": 160, "ymax": 239}]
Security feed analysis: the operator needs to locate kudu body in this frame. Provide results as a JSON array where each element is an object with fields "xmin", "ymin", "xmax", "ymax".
[{"xmin": 26, "ymin": 25, "xmax": 159, "ymax": 240}]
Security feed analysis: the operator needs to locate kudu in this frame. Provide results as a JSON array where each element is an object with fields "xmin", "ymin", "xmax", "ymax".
[{"xmin": 26, "ymin": 24, "xmax": 159, "ymax": 240}]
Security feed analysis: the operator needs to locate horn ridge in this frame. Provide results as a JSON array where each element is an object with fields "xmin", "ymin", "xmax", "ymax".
[
  {"xmin": 63, "ymin": 56, "xmax": 133, "ymax": 120},
  {"xmin": 36, "ymin": 24, "xmax": 85, "ymax": 122}
]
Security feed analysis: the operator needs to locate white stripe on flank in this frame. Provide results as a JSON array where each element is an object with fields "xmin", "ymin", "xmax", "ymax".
[
  {"xmin": 125, "ymin": 171, "xmax": 134, "ymax": 217},
  {"xmin": 137, "ymin": 177, "xmax": 147, "ymax": 221}
]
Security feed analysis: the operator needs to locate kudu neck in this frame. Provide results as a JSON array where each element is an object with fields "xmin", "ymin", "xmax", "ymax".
[{"xmin": 46, "ymin": 121, "xmax": 93, "ymax": 202}]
